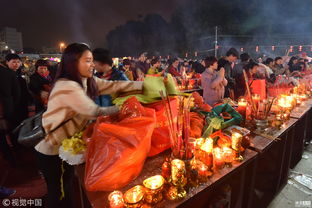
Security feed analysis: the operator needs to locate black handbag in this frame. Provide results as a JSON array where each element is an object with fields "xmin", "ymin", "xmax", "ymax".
[{"xmin": 14, "ymin": 111, "xmax": 72, "ymax": 147}]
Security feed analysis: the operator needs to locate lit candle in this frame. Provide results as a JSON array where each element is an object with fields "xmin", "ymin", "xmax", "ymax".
[
  {"xmin": 200, "ymin": 138, "xmax": 214, "ymax": 168},
  {"xmin": 171, "ymin": 159, "xmax": 187, "ymax": 187},
  {"xmin": 213, "ymin": 147, "xmax": 224, "ymax": 169},
  {"xmin": 231, "ymin": 132, "xmax": 243, "ymax": 151},
  {"xmin": 222, "ymin": 147, "xmax": 235, "ymax": 163},
  {"xmin": 198, "ymin": 163, "xmax": 208, "ymax": 178},
  {"xmin": 143, "ymin": 175, "xmax": 165, "ymax": 204},
  {"xmin": 195, "ymin": 138, "xmax": 205, "ymax": 149},
  {"xmin": 108, "ymin": 191, "xmax": 124, "ymax": 208},
  {"xmin": 123, "ymin": 185, "xmax": 145, "ymax": 208},
  {"xmin": 237, "ymin": 98, "xmax": 247, "ymax": 119},
  {"xmin": 200, "ymin": 138, "xmax": 213, "ymax": 153}
]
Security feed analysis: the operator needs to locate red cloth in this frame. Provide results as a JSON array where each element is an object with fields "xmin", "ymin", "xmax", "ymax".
[{"xmin": 168, "ymin": 66, "xmax": 182, "ymax": 77}]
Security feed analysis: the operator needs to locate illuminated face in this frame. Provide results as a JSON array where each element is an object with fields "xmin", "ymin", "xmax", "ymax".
[
  {"xmin": 276, "ymin": 59, "xmax": 283, "ymax": 65},
  {"xmin": 78, "ymin": 50, "xmax": 95, "ymax": 78},
  {"xmin": 37, "ymin": 66, "xmax": 49, "ymax": 76},
  {"xmin": 6, "ymin": 59, "xmax": 21, "ymax": 71},
  {"xmin": 173, "ymin": 60, "xmax": 179, "ymax": 68}
]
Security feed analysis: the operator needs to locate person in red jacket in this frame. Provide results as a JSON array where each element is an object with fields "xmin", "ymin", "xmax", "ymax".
[{"xmin": 168, "ymin": 58, "xmax": 182, "ymax": 77}]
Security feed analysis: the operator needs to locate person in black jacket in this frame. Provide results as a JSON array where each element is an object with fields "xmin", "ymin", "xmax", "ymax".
[
  {"xmin": 218, "ymin": 48, "xmax": 239, "ymax": 99},
  {"xmin": 29, "ymin": 59, "xmax": 53, "ymax": 112},
  {"xmin": 5, "ymin": 54, "xmax": 31, "ymax": 125},
  {"xmin": 0, "ymin": 61, "xmax": 20, "ymax": 166}
]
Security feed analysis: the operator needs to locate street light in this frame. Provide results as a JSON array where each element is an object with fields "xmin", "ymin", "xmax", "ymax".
[
  {"xmin": 5, "ymin": 46, "xmax": 8, "ymax": 50},
  {"xmin": 59, "ymin": 42, "xmax": 65, "ymax": 53}
]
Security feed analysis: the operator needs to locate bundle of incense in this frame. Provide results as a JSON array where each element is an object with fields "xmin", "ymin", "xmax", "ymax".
[
  {"xmin": 265, "ymin": 98, "xmax": 276, "ymax": 118},
  {"xmin": 243, "ymin": 70, "xmax": 257, "ymax": 113},
  {"xmin": 159, "ymin": 90, "xmax": 177, "ymax": 155}
]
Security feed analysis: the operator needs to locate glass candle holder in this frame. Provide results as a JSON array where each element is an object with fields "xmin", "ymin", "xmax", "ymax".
[
  {"xmin": 213, "ymin": 147, "xmax": 225, "ymax": 169},
  {"xmin": 199, "ymin": 138, "xmax": 213, "ymax": 168},
  {"xmin": 171, "ymin": 159, "xmax": 187, "ymax": 186},
  {"xmin": 197, "ymin": 163, "xmax": 209, "ymax": 182},
  {"xmin": 231, "ymin": 132, "xmax": 243, "ymax": 152},
  {"xmin": 108, "ymin": 191, "xmax": 124, "ymax": 208},
  {"xmin": 143, "ymin": 175, "xmax": 165, "ymax": 204},
  {"xmin": 123, "ymin": 185, "xmax": 145, "ymax": 208},
  {"xmin": 170, "ymin": 159, "xmax": 187, "ymax": 199},
  {"xmin": 222, "ymin": 147, "xmax": 236, "ymax": 164},
  {"xmin": 237, "ymin": 98, "xmax": 248, "ymax": 120}
]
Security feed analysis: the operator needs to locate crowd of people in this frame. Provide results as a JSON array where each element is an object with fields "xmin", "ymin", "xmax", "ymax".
[{"xmin": 0, "ymin": 44, "xmax": 312, "ymax": 206}]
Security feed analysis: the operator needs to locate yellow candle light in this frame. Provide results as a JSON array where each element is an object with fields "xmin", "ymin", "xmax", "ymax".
[
  {"xmin": 171, "ymin": 159, "xmax": 187, "ymax": 187},
  {"xmin": 143, "ymin": 175, "xmax": 165, "ymax": 204},
  {"xmin": 237, "ymin": 98, "xmax": 247, "ymax": 119},
  {"xmin": 123, "ymin": 185, "xmax": 145, "ymax": 208},
  {"xmin": 222, "ymin": 147, "xmax": 236, "ymax": 163},
  {"xmin": 108, "ymin": 191, "xmax": 124, "ymax": 208},
  {"xmin": 213, "ymin": 147, "xmax": 225, "ymax": 169},
  {"xmin": 231, "ymin": 132, "xmax": 243, "ymax": 151},
  {"xmin": 199, "ymin": 138, "xmax": 214, "ymax": 168},
  {"xmin": 195, "ymin": 138, "xmax": 205, "ymax": 149},
  {"xmin": 198, "ymin": 163, "xmax": 208, "ymax": 178},
  {"xmin": 200, "ymin": 138, "xmax": 213, "ymax": 153}
]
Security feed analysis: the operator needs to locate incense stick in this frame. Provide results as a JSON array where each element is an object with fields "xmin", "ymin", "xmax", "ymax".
[{"xmin": 243, "ymin": 70, "xmax": 257, "ymax": 113}]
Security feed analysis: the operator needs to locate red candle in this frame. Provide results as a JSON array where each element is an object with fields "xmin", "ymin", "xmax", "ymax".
[{"xmin": 237, "ymin": 98, "xmax": 247, "ymax": 119}]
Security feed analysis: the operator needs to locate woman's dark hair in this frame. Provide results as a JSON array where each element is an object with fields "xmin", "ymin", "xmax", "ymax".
[
  {"xmin": 243, "ymin": 61, "xmax": 259, "ymax": 71},
  {"xmin": 275, "ymin": 57, "xmax": 282, "ymax": 62},
  {"xmin": 169, "ymin": 58, "xmax": 178, "ymax": 65},
  {"xmin": 204, "ymin": 56, "xmax": 218, "ymax": 68},
  {"xmin": 265, "ymin": 58, "xmax": 274, "ymax": 65},
  {"xmin": 151, "ymin": 58, "xmax": 160, "ymax": 66},
  {"xmin": 240, "ymin": 53, "xmax": 250, "ymax": 62},
  {"xmin": 288, "ymin": 56, "xmax": 298, "ymax": 67},
  {"xmin": 54, "ymin": 43, "xmax": 98, "ymax": 99},
  {"xmin": 35, "ymin": 59, "xmax": 50, "ymax": 71}
]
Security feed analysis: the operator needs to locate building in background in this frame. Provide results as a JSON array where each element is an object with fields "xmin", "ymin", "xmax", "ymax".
[{"xmin": 0, "ymin": 27, "xmax": 23, "ymax": 52}]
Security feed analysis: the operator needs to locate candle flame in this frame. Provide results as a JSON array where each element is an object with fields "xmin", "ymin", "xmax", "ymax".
[
  {"xmin": 143, "ymin": 175, "xmax": 164, "ymax": 190},
  {"xmin": 200, "ymin": 138, "xmax": 214, "ymax": 153}
]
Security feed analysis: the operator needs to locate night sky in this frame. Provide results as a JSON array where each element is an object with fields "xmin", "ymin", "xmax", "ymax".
[{"xmin": 1, "ymin": 0, "xmax": 189, "ymax": 49}]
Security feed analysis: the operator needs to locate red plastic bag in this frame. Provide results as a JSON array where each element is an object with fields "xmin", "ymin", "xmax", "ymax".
[
  {"xmin": 145, "ymin": 98, "xmax": 178, "ymax": 157},
  {"xmin": 84, "ymin": 97, "xmax": 156, "ymax": 191}
]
